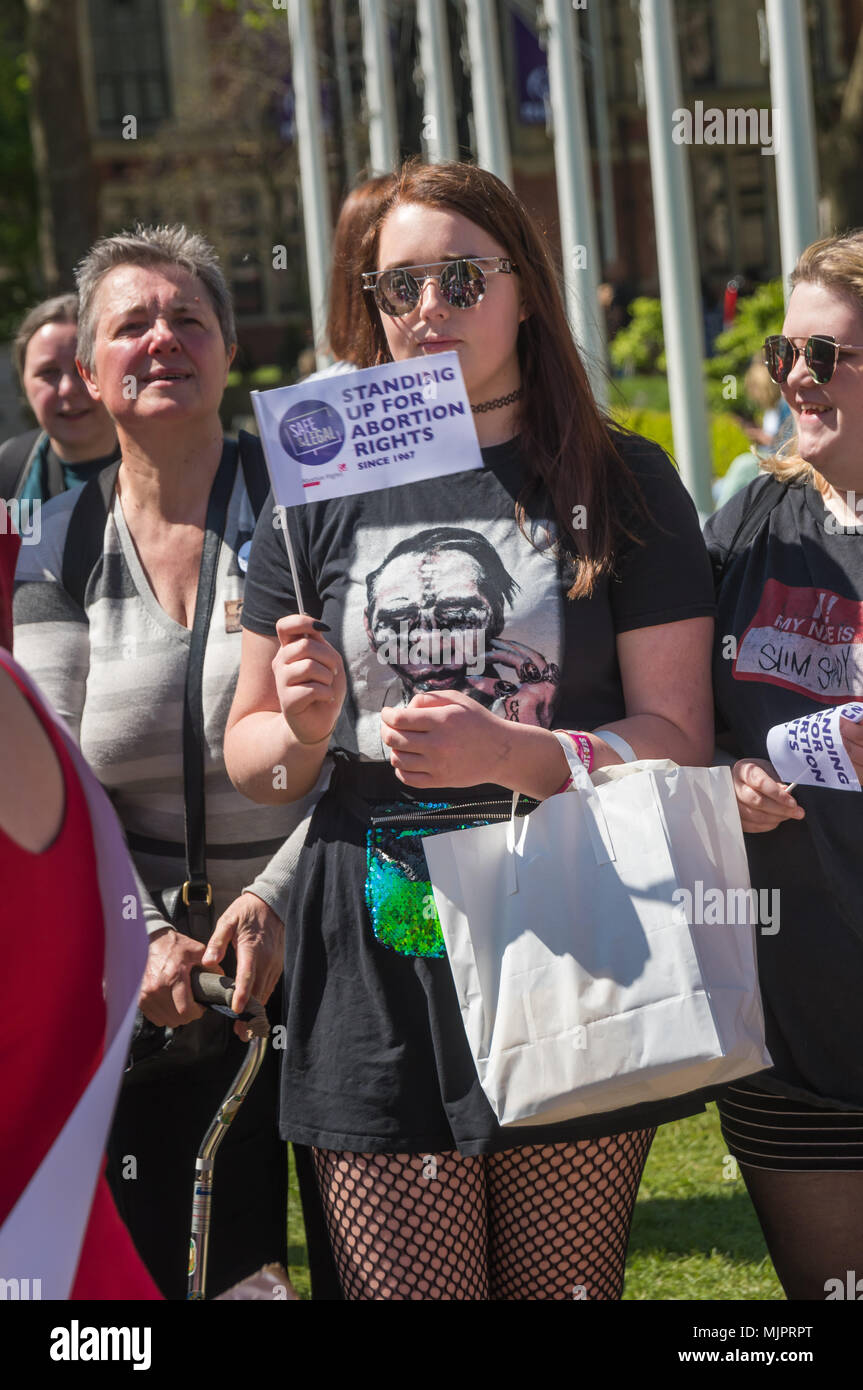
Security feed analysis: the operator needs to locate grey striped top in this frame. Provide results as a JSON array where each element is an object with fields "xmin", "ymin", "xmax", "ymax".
[{"xmin": 13, "ymin": 459, "xmax": 328, "ymax": 935}]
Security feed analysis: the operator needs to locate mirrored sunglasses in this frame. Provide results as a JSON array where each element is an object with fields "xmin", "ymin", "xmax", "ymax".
[
  {"xmin": 362, "ymin": 257, "xmax": 517, "ymax": 318},
  {"xmin": 763, "ymin": 334, "xmax": 863, "ymax": 386}
]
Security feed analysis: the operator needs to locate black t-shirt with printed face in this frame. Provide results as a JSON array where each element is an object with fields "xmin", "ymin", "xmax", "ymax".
[
  {"xmin": 238, "ymin": 430, "xmax": 720, "ymax": 1154},
  {"xmin": 705, "ymin": 476, "xmax": 863, "ymax": 1108},
  {"xmin": 243, "ymin": 430, "xmax": 716, "ymax": 770}
]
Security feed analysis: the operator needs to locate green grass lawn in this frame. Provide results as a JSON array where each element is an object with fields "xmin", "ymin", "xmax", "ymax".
[
  {"xmin": 285, "ymin": 1103, "xmax": 784, "ymax": 1301},
  {"xmin": 624, "ymin": 1104, "xmax": 783, "ymax": 1300},
  {"xmin": 604, "ymin": 373, "xmax": 753, "ymax": 479},
  {"xmin": 287, "ymin": 1146, "xmax": 312, "ymax": 1300},
  {"xmin": 607, "ymin": 373, "xmax": 671, "ymax": 414}
]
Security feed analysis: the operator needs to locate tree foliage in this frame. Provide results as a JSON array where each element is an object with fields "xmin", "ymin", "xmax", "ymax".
[
  {"xmin": 704, "ymin": 280, "xmax": 785, "ymax": 383},
  {"xmin": 0, "ymin": 0, "xmax": 39, "ymax": 340},
  {"xmin": 610, "ymin": 280, "xmax": 785, "ymax": 418},
  {"xmin": 608, "ymin": 297, "xmax": 667, "ymax": 374}
]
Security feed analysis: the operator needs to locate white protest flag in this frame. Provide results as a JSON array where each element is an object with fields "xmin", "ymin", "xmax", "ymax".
[
  {"xmin": 251, "ymin": 351, "xmax": 483, "ymax": 507},
  {"xmin": 766, "ymin": 701, "xmax": 863, "ymax": 792}
]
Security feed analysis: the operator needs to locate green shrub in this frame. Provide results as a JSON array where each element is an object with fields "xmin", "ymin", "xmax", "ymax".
[
  {"xmin": 607, "ymin": 374, "xmax": 670, "ymax": 413},
  {"xmin": 611, "ymin": 405, "xmax": 751, "ymax": 479},
  {"xmin": 706, "ymin": 279, "xmax": 785, "ymax": 384},
  {"xmin": 711, "ymin": 412, "xmax": 754, "ymax": 477},
  {"xmin": 249, "ymin": 364, "xmax": 284, "ymax": 387},
  {"xmin": 611, "ymin": 406, "xmax": 675, "ymax": 458},
  {"xmin": 609, "ymin": 298, "xmax": 667, "ymax": 374},
  {"xmin": 609, "ymin": 281, "xmax": 785, "ymax": 418}
]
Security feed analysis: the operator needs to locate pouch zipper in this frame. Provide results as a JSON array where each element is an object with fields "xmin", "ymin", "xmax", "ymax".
[{"xmin": 369, "ymin": 798, "xmax": 538, "ymax": 827}]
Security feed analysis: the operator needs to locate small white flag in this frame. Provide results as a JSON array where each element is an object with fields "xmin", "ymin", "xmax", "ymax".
[
  {"xmin": 766, "ymin": 701, "xmax": 863, "ymax": 791},
  {"xmin": 251, "ymin": 351, "xmax": 483, "ymax": 508}
]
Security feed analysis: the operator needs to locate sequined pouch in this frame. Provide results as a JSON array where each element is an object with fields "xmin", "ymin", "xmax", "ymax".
[{"xmin": 365, "ymin": 798, "xmax": 532, "ymax": 959}]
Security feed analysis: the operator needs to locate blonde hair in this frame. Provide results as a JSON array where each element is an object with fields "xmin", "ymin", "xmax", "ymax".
[
  {"xmin": 743, "ymin": 358, "xmax": 780, "ymax": 411},
  {"xmin": 762, "ymin": 229, "xmax": 863, "ymax": 491}
]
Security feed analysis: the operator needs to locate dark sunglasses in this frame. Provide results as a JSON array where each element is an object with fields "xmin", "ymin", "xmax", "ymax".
[
  {"xmin": 763, "ymin": 334, "xmax": 863, "ymax": 385},
  {"xmin": 362, "ymin": 256, "xmax": 517, "ymax": 318}
]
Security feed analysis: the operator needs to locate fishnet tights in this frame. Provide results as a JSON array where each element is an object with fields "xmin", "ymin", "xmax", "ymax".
[{"xmin": 312, "ymin": 1130, "xmax": 654, "ymax": 1300}]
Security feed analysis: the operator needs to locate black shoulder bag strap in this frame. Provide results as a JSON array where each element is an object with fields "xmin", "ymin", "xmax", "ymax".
[
  {"xmin": 181, "ymin": 438, "xmax": 239, "ymax": 935},
  {"xmin": 62, "ymin": 462, "xmax": 122, "ymax": 606},
  {"xmin": 237, "ymin": 428, "xmax": 270, "ymax": 518},
  {"xmin": 0, "ymin": 429, "xmax": 42, "ymax": 499},
  {"xmin": 714, "ymin": 476, "xmax": 790, "ymax": 591}
]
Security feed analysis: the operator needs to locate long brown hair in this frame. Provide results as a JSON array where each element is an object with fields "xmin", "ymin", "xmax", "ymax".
[
  {"xmin": 352, "ymin": 159, "xmax": 645, "ymax": 598},
  {"xmin": 326, "ymin": 174, "xmax": 397, "ymax": 364}
]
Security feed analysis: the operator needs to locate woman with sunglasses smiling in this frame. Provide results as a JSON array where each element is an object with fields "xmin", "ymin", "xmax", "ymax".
[
  {"xmin": 704, "ymin": 230, "xmax": 863, "ymax": 1299},
  {"xmin": 226, "ymin": 160, "xmax": 717, "ymax": 1301}
]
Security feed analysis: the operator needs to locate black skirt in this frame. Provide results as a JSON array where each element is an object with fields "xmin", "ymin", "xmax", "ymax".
[{"xmin": 276, "ymin": 763, "xmax": 712, "ymax": 1156}]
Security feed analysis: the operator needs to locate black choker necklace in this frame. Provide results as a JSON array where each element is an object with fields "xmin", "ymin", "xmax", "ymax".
[{"xmin": 471, "ymin": 387, "xmax": 523, "ymax": 414}]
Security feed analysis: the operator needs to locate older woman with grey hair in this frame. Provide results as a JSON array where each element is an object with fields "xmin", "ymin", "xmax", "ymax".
[{"xmin": 13, "ymin": 225, "xmax": 327, "ymax": 1299}]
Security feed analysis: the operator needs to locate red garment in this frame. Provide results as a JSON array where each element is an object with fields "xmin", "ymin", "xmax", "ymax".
[
  {"xmin": 0, "ymin": 653, "xmax": 161, "ymax": 1299},
  {"xmin": 0, "ymin": 511, "xmax": 18, "ymax": 651}
]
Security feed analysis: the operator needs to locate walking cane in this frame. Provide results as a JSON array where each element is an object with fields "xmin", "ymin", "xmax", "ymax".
[{"xmin": 186, "ymin": 968, "xmax": 270, "ymax": 1301}]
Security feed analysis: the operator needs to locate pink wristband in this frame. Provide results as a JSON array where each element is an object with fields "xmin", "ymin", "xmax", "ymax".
[
  {"xmin": 565, "ymin": 730, "xmax": 594, "ymax": 774},
  {"xmin": 553, "ymin": 730, "xmax": 594, "ymax": 793}
]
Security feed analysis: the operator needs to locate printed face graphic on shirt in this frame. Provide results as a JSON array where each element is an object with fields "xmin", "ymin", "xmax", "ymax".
[
  {"xmin": 735, "ymin": 579, "xmax": 863, "ymax": 701},
  {"xmin": 347, "ymin": 518, "xmax": 562, "ymax": 755},
  {"xmin": 363, "ymin": 527, "xmax": 516, "ymax": 695}
]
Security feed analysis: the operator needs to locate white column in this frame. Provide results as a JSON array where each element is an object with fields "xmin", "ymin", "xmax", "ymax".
[
  {"xmin": 416, "ymin": 0, "xmax": 458, "ymax": 162},
  {"xmin": 540, "ymin": 0, "xmax": 606, "ymax": 406},
  {"xmin": 637, "ymin": 0, "xmax": 713, "ymax": 515},
  {"xmin": 464, "ymin": 0, "xmax": 512, "ymax": 185},
  {"xmin": 331, "ymin": 0, "xmax": 359, "ymax": 186},
  {"xmin": 288, "ymin": 0, "xmax": 333, "ymax": 368},
  {"xmin": 765, "ymin": 0, "xmax": 820, "ymax": 297},
  {"xmin": 585, "ymin": 0, "xmax": 617, "ymax": 265},
  {"xmin": 361, "ymin": 0, "xmax": 399, "ymax": 175}
]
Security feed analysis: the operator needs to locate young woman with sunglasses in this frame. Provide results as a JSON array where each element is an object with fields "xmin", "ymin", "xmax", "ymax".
[
  {"xmin": 225, "ymin": 161, "xmax": 716, "ymax": 1300},
  {"xmin": 705, "ymin": 231, "xmax": 863, "ymax": 1299}
]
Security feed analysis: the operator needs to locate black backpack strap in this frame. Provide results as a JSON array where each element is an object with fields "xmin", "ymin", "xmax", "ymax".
[
  {"xmin": 0, "ymin": 429, "xmax": 42, "ymax": 500},
  {"xmin": 237, "ymin": 428, "xmax": 270, "ymax": 519},
  {"xmin": 714, "ymin": 475, "xmax": 790, "ymax": 591},
  {"xmin": 61, "ymin": 461, "xmax": 122, "ymax": 608}
]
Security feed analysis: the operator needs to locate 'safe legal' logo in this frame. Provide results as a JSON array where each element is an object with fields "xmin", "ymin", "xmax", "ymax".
[{"xmin": 278, "ymin": 399, "xmax": 345, "ymax": 466}]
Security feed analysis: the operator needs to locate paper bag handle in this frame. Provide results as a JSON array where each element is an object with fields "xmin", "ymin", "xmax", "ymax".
[
  {"xmin": 552, "ymin": 730, "xmax": 616, "ymax": 865},
  {"xmin": 504, "ymin": 734, "xmax": 616, "ymax": 881}
]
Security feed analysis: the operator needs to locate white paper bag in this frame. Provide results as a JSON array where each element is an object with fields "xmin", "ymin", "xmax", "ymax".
[{"xmin": 422, "ymin": 738, "xmax": 771, "ymax": 1126}]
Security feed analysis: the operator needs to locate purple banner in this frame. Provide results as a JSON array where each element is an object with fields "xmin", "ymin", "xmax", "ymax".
[{"xmin": 513, "ymin": 11, "xmax": 548, "ymax": 126}]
